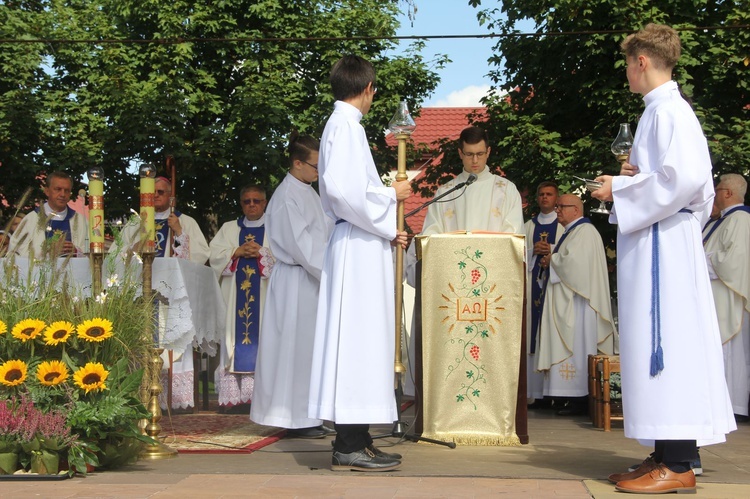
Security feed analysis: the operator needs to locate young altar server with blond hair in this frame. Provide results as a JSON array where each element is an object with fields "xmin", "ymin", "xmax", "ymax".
[{"xmin": 594, "ymin": 23, "xmax": 735, "ymax": 494}]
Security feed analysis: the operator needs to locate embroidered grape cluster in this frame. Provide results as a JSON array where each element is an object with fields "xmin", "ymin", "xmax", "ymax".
[
  {"xmin": 469, "ymin": 344, "xmax": 480, "ymax": 360},
  {"xmin": 470, "ymin": 268, "xmax": 481, "ymax": 285}
]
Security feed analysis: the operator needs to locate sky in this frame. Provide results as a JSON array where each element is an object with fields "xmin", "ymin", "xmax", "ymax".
[{"xmin": 393, "ymin": 1, "xmax": 498, "ymax": 107}]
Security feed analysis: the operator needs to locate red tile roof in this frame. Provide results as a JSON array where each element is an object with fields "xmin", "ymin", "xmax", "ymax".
[
  {"xmin": 386, "ymin": 107, "xmax": 487, "ymax": 149},
  {"xmin": 388, "ymin": 107, "xmax": 487, "ymax": 235}
]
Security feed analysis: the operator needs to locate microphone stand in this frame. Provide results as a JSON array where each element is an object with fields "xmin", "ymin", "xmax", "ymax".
[{"xmin": 404, "ymin": 174, "xmax": 477, "ymax": 219}]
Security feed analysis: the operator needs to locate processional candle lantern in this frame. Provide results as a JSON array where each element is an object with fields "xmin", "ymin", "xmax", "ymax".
[
  {"xmin": 388, "ymin": 100, "xmax": 416, "ymax": 375},
  {"xmin": 86, "ymin": 166, "xmax": 105, "ymax": 254},
  {"xmin": 139, "ymin": 163, "xmax": 156, "ymax": 254}
]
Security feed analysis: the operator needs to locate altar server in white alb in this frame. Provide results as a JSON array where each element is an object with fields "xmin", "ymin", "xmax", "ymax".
[
  {"xmin": 309, "ymin": 55, "xmax": 411, "ymax": 472},
  {"xmin": 8, "ymin": 171, "xmax": 88, "ymax": 257},
  {"xmin": 594, "ymin": 23, "xmax": 735, "ymax": 495},
  {"xmin": 536, "ymin": 194, "xmax": 615, "ymax": 415},
  {"xmin": 250, "ymin": 133, "xmax": 333, "ymax": 438},
  {"xmin": 524, "ymin": 181, "xmax": 564, "ymax": 404},
  {"xmin": 703, "ymin": 173, "xmax": 750, "ymax": 420},
  {"xmin": 209, "ymin": 185, "xmax": 274, "ymax": 408}
]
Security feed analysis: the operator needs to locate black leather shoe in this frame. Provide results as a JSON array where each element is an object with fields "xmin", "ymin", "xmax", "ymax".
[
  {"xmin": 331, "ymin": 448, "xmax": 401, "ymax": 472},
  {"xmin": 286, "ymin": 427, "xmax": 326, "ymax": 439},
  {"xmin": 319, "ymin": 424, "xmax": 337, "ymax": 436},
  {"xmin": 367, "ymin": 444, "xmax": 402, "ymax": 460}
]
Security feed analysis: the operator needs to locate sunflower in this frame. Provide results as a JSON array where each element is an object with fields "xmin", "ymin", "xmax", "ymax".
[
  {"xmin": 10, "ymin": 318, "xmax": 46, "ymax": 342},
  {"xmin": 42, "ymin": 321, "xmax": 75, "ymax": 346},
  {"xmin": 0, "ymin": 319, "xmax": 7, "ymax": 335},
  {"xmin": 76, "ymin": 318, "xmax": 114, "ymax": 342},
  {"xmin": 0, "ymin": 359, "xmax": 28, "ymax": 386},
  {"xmin": 36, "ymin": 360, "xmax": 69, "ymax": 386},
  {"xmin": 73, "ymin": 362, "xmax": 108, "ymax": 393}
]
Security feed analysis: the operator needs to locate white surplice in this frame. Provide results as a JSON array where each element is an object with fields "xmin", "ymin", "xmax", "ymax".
[
  {"xmin": 250, "ymin": 174, "xmax": 332, "ymax": 428},
  {"xmin": 524, "ymin": 213, "xmax": 564, "ymax": 400},
  {"xmin": 704, "ymin": 203, "xmax": 750, "ymax": 416},
  {"xmin": 7, "ymin": 204, "xmax": 88, "ymax": 257},
  {"xmin": 536, "ymin": 218, "xmax": 615, "ymax": 397},
  {"xmin": 209, "ymin": 215, "xmax": 272, "ymax": 406},
  {"xmin": 610, "ymin": 80, "xmax": 735, "ymax": 445},
  {"xmin": 308, "ymin": 100, "xmax": 398, "ymax": 424}
]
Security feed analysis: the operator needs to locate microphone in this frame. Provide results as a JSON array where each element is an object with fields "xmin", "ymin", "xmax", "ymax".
[{"xmin": 405, "ymin": 172, "xmax": 478, "ymax": 219}]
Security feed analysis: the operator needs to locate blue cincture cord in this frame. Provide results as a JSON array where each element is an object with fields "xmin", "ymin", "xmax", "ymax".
[{"xmin": 650, "ymin": 222, "xmax": 664, "ymax": 376}]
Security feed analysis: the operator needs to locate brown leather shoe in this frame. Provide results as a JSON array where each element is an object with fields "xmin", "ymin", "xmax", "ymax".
[
  {"xmin": 615, "ymin": 464, "xmax": 697, "ymax": 494},
  {"xmin": 608, "ymin": 456, "xmax": 658, "ymax": 484}
]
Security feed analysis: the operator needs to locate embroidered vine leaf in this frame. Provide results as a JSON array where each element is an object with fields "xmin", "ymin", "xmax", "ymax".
[
  {"xmin": 466, "ymin": 370, "xmax": 474, "ymax": 379},
  {"xmin": 458, "ymin": 261, "xmax": 466, "ymax": 269},
  {"xmin": 472, "ymin": 289, "xmax": 480, "ymax": 297},
  {"xmin": 456, "ymin": 394, "xmax": 465, "ymax": 402},
  {"xmin": 474, "ymin": 250, "xmax": 483, "ymax": 259},
  {"xmin": 480, "ymin": 329, "xmax": 489, "ymax": 338},
  {"xmin": 472, "ymin": 389, "xmax": 481, "ymax": 397}
]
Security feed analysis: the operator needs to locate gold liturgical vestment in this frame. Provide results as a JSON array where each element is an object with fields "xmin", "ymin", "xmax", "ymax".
[{"xmin": 419, "ymin": 232, "xmax": 524, "ymax": 445}]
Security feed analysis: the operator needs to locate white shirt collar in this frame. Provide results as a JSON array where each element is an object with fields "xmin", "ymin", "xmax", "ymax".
[
  {"xmin": 564, "ymin": 216, "xmax": 583, "ymax": 230},
  {"xmin": 43, "ymin": 202, "xmax": 68, "ymax": 219}
]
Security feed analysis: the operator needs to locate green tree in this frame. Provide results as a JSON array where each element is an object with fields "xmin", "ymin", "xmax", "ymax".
[
  {"xmin": 415, "ymin": 1, "xmax": 749, "ymax": 217},
  {"xmin": 0, "ymin": 1, "xmax": 444, "ymax": 235}
]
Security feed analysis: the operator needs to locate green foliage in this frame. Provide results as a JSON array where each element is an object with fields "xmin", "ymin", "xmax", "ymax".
[
  {"xmin": 0, "ymin": 1, "xmax": 443, "ymax": 237},
  {"xmin": 468, "ymin": 1, "xmax": 750, "ymax": 213}
]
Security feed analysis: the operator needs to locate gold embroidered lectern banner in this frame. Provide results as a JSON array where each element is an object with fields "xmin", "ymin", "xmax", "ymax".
[{"xmin": 419, "ymin": 233, "xmax": 525, "ymax": 445}]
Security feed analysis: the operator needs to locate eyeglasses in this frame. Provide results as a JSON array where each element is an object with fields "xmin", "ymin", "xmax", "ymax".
[
  {"xmin": 715, "ymin": 187, "xmax": 729, "ymax": 193},
  {"xmin": 372, "ymin": 86, "xmax": 378, "ymax": 94},
  {"xmin": 302, "ymin": 160, "xmax": 318, "ymax": 170},
  {"xmin": 156, "ymin": 189, "xmax": 169, "ymax": 195},
  {"xmin": 242, "ymin": 198, "xmax": 265, "ymax": 206},
  {"xmin": 461, "ymin": 150, "xmax": 487, "ymax": 159},
  {"xmin": 554, "ymin": 204, "xmax": 575, "ymax": 210}
]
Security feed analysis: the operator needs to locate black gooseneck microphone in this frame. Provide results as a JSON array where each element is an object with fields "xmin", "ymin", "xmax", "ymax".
[{"xmin": 405, "ymin": 172, "xmax": 478, "ymax": 219}]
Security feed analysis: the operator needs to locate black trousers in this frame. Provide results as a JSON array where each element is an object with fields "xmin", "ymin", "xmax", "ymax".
[
  {"xmin": 654, "ymin": 440, "xmax": 698, "ymax": 465},
  {"xmin": 333, "ymin": 423, "xmax": 371, "ymax": 453}
]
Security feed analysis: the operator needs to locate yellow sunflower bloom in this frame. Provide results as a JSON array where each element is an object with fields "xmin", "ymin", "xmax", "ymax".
[
  {"xmin": 73, "ymin": 362, "xmax": 109, "ymax": 393},
  {"xmin": 36, "ymin": 360, "xmax": 69, "ymax": 386},
  {"xmin": 76, "ymin": 318, "xmax": 114, "ymax": 342},
  {"xmin": 0, "ymin": 320, "xmax": 7, "ymax": 335},
  {"xmin": 11, "ymin": 318, "xmax": 46, "ymax": 342},
  {"xmin": 0, "ymin": 359, "xmax": 28, "ymax": 386},
  {"xmin": 42, "ymin": 321, "xmax": 75, "ymax": 346}
]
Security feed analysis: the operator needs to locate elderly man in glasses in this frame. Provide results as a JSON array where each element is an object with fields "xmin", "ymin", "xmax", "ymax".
[
  {"xmin": 122, "ymin": 176, "xmax": 210, "ymax": 264},
  {"xmin": 536, "ymin": 194, "xmax": 616, "ymax": 416},
  {"xmin": 209, "ymin": 184, "xmax": 275, "ymax": 411}
]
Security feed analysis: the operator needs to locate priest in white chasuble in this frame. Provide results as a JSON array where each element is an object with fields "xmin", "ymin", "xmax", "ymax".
[
  {"xmin": 419, "ymin": 126, "xmax": 524, "ymax": 238},
  {"xmin": 121, "ymin": 177, "xmax": 210, "ymax": 264},
  {"xmin": 120, "ymin": 176, "xmax": 210, "ymax": 409},
  {"xmin": 209, "ymin": 184, "xmax": 274, "ymax": 408},
  {"xmin": 403, "ymin": 125, "xmax": 525, "ymax": 397},
  {"xmin": 250, "ymin": 134, "xmax": 333, "ymax": 437},
  {"xmin": 7, "ymin": 171, "xmax": 88, "ymax": 257},
  {"xmin": 703, "ymin": 173, "xmax": 750, "ymax": 419},
  {"xmin": 524, "ymin": 181, "xmax": 564, "ymax": 403},
  {"xmin": 536, "ymin": 194, "xmax": 615, "ymax": 411}
]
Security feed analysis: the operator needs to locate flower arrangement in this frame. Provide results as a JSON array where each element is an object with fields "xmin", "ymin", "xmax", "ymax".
[{"xmin": 0, "ymin": 222, "xmax": 156, "ymax": 475}]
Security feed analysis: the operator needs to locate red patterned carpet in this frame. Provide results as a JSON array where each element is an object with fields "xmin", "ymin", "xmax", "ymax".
[{"xmin": 159, "ymin": 413, "xmax": 285, "ymax": 454}]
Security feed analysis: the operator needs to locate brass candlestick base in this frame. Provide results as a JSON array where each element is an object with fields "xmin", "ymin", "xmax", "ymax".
[
  {"xmin": 138, "ymin": 250, "xmax": 177, "ymax": 459},
  {"xmin": 139, "ymin": 346, "xmax": 177, "ymax": 459},
  {"xmin": 91, "ymin": 252, "xmax": 104, "ymax": 296}
]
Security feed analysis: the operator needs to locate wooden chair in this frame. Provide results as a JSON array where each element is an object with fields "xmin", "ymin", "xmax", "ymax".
[{"xmin": 589, "ymin": 354, "xmax": 623, "ymax": 431}]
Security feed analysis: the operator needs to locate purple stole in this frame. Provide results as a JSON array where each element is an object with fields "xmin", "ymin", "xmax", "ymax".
[
  {"xmin": 529, "ymin": 216, "xmax": 560, "ymax": 354},
  {"xmin": 43, "ymin": 207, "xmax": 76, "ymax": 243},
  {"xmin": 232, "ymin": 218, "xmax": 265, "ymax": 373},
  {"xmin": 154, "ymin": 211, "xmax": 181, "ymax": 257}
]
